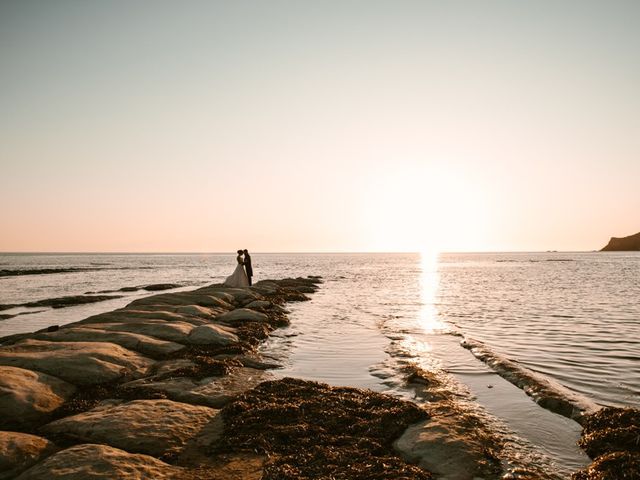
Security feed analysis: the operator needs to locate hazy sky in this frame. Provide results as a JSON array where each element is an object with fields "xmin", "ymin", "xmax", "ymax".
[{"xmin": 1, "ymin": 1, "xmax": 639, "ymax": 252}]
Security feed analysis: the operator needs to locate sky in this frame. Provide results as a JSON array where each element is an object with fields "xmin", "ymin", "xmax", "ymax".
[{"xmin": 1, "ymin": 0, "xmax": 639, "ymax": 253}]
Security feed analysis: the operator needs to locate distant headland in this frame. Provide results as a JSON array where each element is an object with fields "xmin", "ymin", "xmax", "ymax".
[{"xmin": 600, "ymin": 231, "xmax": 640, "ymax": 251}]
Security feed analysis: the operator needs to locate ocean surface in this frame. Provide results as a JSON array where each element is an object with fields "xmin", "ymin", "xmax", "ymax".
[{"xmin": 1, "ymin": 252, "xmax": 638, "ymax": 477}]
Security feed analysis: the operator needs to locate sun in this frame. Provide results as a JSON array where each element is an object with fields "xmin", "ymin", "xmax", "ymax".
[{"xmin": 360, "ymin": 163, "xmax": 488, "ymax": 252}]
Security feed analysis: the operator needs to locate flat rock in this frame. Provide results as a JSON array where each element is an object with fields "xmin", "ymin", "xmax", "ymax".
[
  {"xmin": 0, "ymin": 366, "xmax": 76, "ymax": 429},
  {"xmin": 243, "ymin": 300, "xmax": 272, "ymax": 310},
  {"xmin": 121, "ymin": 367, "xmax": 273, "ymax": 408},
  {"xmin": 147, "ymin": 359, "xmax": 198, "ymax": 377},
  {"xmin": 42, "ymin": 399, "xmax": 221, "ymax": 457},
  {"xmin": 191, "ymin": 288, "xmax": 237, "ymax": 304},
  {"xmin": 14, "ymin": 443, "xmax": 182, "ymax": 480},
  {"xmin": 81, "ymin": 320, "xmax": 194, "ymax": 344},
  {"xmin": 128, "ymin": 292, "xmax": 230, "ymax": 309},
  {"xmin": 78, "ymin": 309, "xmax": 199, "ymax": 326},
  {"xmin": 0, "ymin": 340, "xmax": 153, "ymax": 386},
  {"xmin": 215, "ymin": 308, "xmax": 268, "ymax": 324},
  {"xmin": 174, "ymin": 304, "xmax": 221, "ymax": 318},
  {"xmin": 0, "ymin": 431, "xmax": 58, "ymax": 480},
  {"xmin": 142, "ymin": 283, "xmax": 182, "ymax": 291},
  {"xmin": 33, "ymin": 327, "xmax": 184, "ymax": 357},
  {"xmin": 222, "ymin": 288, "xmax": 264, "ymax": 304},
  {"xmin": 187, "ymin": 324, "xmax": 238, "ymax": 345},
  {"xmin": 250, "ymin": 283, "xmax": 279, "ymax": 295},
  {"xmin": 123, "ymin": 377, "xmax": 213, "ymax": 406},
  {"xmin": 190, "ymin": 367, "xmax": 273, "ymax": 403},
  {"xmin": 394, "ymin": 416, "xmax": 496, "ymax": 480}
]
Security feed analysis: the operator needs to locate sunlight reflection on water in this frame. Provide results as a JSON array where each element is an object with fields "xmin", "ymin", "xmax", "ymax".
[{"xmin": 419, "ymin": 250, "xmax": 447, "ymax": 333}]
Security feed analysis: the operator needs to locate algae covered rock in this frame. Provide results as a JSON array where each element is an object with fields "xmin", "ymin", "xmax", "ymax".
[
  {"xmin": 0, "ymin": 366, "xmax": 76, "ymax": 429},
  {"xmin": 0, "ymin": 431, "xmax": 58, "ymax": 480},
  {"xmin": 14, "ymin": 443, "xmax": 182, "ymax": 479},
  {"xmin": 0, "ymin": 340, "xmax": 153, "ymax": 386},
  {"xmin": 42, "ymin": 399, "xmax": 220, "ymax": 457}
]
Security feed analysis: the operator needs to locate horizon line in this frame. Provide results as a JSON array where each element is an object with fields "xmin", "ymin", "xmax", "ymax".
[{"xmin": 0, "ymin": 250, "xmax": 604, "ymax": 255}]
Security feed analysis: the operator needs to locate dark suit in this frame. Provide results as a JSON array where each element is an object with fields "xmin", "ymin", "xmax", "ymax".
[{"xmin": 243, "ymin": 253, "xmax": 253, "ymax": 286}]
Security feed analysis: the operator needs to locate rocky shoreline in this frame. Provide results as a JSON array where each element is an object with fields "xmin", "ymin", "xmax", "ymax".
[{"xmin": 1, "ymin": 277, "xmax": 638, "ymax": 479}]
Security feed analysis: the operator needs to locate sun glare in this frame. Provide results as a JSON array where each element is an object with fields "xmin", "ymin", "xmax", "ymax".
[{"xmin": 361, "ymin": 163, "xmax": 488, "ymax": 252}]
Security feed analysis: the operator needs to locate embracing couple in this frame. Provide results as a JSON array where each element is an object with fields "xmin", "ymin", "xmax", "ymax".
[{"xmin": 223, "ymin": 249, "xmax": 253, "ymax": 288}]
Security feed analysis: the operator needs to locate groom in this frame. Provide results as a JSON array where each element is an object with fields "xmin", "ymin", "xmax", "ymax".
[{"xmin": 243, "ymin": 249, "xmax": 253, "ymax": 286}]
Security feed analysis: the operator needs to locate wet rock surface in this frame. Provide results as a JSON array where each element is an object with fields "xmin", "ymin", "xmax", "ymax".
[
  {"xmin": 0, "ymin": 294, "xmax": 124, "ymax": 312},
  {"xmin": 573, "ymin": 406, "xmax": 640, "ymax": 479},
  {"xmin": 395, "ymin": 402, "xmax": 502, "ymax": 480},
  {"xmin": 0, "ymin": 268, "xmax": 94, "ymax": 277},
  {"xmin": 85, "ymin": 283, "xmax": 183, "ymax": 294}
]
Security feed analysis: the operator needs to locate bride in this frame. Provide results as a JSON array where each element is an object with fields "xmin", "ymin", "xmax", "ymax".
[{"xmin": 223, "ymin": 250, "xmax": 249, "ymax": 287}]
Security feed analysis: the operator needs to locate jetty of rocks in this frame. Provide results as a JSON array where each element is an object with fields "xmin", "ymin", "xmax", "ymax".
[
  {"xmin": 0, "ymin": 277, "xmax": 322, "ymax": 479},
  {"xmin": 2, "ymin": 275, "xmax": 634, "ymax": 479},
  {"xmin": 2, "ymin": 276, "xmax": 457, "ymax": 480}
]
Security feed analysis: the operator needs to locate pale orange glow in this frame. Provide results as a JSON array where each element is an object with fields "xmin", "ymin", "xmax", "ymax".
[{"xmin": 1, "ymin": 2, "xmax": 639, "ymax": 253}]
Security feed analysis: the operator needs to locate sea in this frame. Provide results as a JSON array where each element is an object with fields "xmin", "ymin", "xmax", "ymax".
[{"xmin": 1, "ymin": 252, "xmax": 638, "ymax": 478}]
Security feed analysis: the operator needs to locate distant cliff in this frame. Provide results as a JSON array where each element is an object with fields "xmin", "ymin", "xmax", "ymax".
[{"xmin": 601, "ymin": 231, "xmax": 640, "ymax": 251}]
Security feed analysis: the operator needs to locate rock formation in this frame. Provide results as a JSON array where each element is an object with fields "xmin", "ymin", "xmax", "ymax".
[
  {"xmin": 0, "ymin": 277, "xmax": 340, "ymax": 479},
  {"xmin": 1, "ymin": 274, "xmax": 592, "ymax": 478},
  {"xmin": 600, "ymin": 231, "xmax": 640, "ymax": 251}
]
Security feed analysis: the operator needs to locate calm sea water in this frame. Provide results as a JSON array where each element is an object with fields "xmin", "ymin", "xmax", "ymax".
[{"xmin": 1, "ymin": 252, "xmax": 638, "ymax": 476}]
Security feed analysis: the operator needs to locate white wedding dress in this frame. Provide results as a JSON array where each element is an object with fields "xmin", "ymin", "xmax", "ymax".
[{"xmin": 223, "ymin": 255, "xmax": 249, "ymax": 287}]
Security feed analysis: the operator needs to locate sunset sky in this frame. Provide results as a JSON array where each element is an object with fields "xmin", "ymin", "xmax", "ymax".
[{"xmin": 1, "ymin": 1, "xmax": 639, "ymax": 253}]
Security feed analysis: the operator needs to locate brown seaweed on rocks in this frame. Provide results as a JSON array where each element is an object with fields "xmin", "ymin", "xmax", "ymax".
[
  {"xmin": 572, "ymin": 452, "xmax": 640, "ymax": 480},
  {"xmin": 211, "ymin": 377, "xmax": 432, "ymax": 480},
  {"xmin": 573, "ymin": 407, "xmax": 640, "ymax": 480},
  {"xmin": 51, "ymin": 381, "xmax": 169, "ymax": 421}
]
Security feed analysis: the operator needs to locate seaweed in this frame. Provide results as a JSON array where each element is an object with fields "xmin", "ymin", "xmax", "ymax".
[
  {"xmin": 572, "ymin": 451, "xmax": 640, "ymax": 480},
  {"xmin": 573, "ymin": 407, "xmax": 640, "ymax": 479},
  {"xmin": 579, "ymin": 407, "xmax": 640, "ymax": 458},
  {"xmin": 211, "ymin": 377, "xmax": 432, "ymax": 480},
  {"xmin": 155, "ymin": 356, "xmax": 243, "ymax": 381}
]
